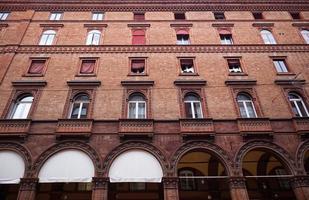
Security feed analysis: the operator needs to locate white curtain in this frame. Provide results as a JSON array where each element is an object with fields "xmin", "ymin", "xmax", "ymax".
[
  {"xmin": 38, "ymin": 150, "xmax": 94, "ymax": 183},
  {"xmin": 109, "ymin": 150, "xmax": 163, "ymax": 183},
  {"xmin": 0, "ymin": 151, "xmax": 25, "ymax": 184}
]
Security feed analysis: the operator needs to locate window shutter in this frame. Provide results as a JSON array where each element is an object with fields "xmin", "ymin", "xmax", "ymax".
[
  {"xmin": 131, "ymin": 60, "xmax": 145, "ymax": 70},
  {"xmin": 28, "ymin": 60, "xmax": 45, "ymax": 74},
  {"xmin": 132, "ymin": 30, "xmax": 146, "ymax": 45},
  {"xmin": 80, "ymin": 60, "xmax": 95, "ymax": 74}
]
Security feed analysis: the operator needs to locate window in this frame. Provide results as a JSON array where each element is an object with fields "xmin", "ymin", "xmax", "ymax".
[
  {"xmin": 130, "ymin": 59, "xmax": 145, "ymax": 74},
  {"xmin": 220, "ymin": 34, "xmax": 233, "ymax": 45},
  {"xmin": 0, "ymin": 12, "xmax": 9, "ymax": 20},
  {"xmin": 128, "ymin": 94, "xmax": 146, "ymax": 119},
  {"xmin": 49, "ymin": 12, "xmax": 62, "ymax": 20},
  {"xmin": 69, "ymin": 94, "xmax": 90, "ymax": 119},
  {"xmin": 252, "ymin": 12, "xmax": 263, "ymax": 20},
  {"xmin": 184, "ymin": 94, "xmax": 203, "ymax": 118},
  {"xmin": 288, "ymin": 92, "xmax": 309, "ymax": 117},
  {"xmin": 174, "ymin": 13, "xmax": 186, "ymax": 20},
  {"xmin": 92, "ymin": 12, "xmax": 104, "ymax": 20},
  {"xmin": 176, "ymin": 30, "xmax": 190, "ymax": 45},
  {"xmin": 273, "ymin": 59, "xmax": 288, "ymax": 73},
  {"xmin": 27, "ymin": 60, "xmax": 46, "ymax": 75},
  {"xmin": 301, "ymin": 29, "xmax": 309, "ymax": 44},
  {"xmin": 179, "ymin": 169, "xmax": 196, "ymax": 191},
  {"xmin": 86, "ymin": 30, "xmax": 101, "ymax": 45},
  {"xmin": 227, "ymin": 59, "xmax": 242, "ymax": 73},
  {"xmin": 237, "ymin": 93, "xmax": 257, "ymax": 118},
  {"xmin": 134, "ymin": 13, "xmax": 145, "ymax": 21},
  {"xmin": 39, "ymin": 30, "xmax": 56, "ymax": 45},
  {"xmin": 8, "ymin": 95, "xmax": 34, "ymax": 119},
  {"xmin": 180, "ymin": 58, "xmax": 195, "ymax": 74},
  {"xmin": 80, "ymin": 59, "xmax": 96, "ymax": 74},
  {"xmin": 290, "ymin": 12, "xmax": 301, "ymax": 20},
  {"xmin": 132, "ymin": 29, "xmax": 146, "ymax": 45},
  {"xmin": 214, "ymin": 12, "xmax": 225, "ymax": 20},
  {"xmin": 260, "ymin": 30, "xmax": 276, "ymax": 44}
]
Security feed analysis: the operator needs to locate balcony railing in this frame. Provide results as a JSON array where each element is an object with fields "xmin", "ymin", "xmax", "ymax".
[
  {"xmin": 238, "ymin": 118, "xmax": 273, "ymax": 133},
  {"xmin": 119, "ymin": 119, "xmax": 154, "ymax": 136},
  {"xmin": 0, "ymin": 119, "xmax": 31, "ymax": 135},
  {"xmin": 293, "ymin": 117, "xmax": 309, "ymax": 135},
  {"xmin": 56, "ymin": 119, "xmax": 93, "ymax": 134},
  {"xmin": 180, "ymin": 118, "xmax": 214, "ymax": 136}
]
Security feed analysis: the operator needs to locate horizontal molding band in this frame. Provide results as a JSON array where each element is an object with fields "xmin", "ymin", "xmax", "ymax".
[{"xmin": 0, "ymin": 44, "xmax": 308, "ymax": 54}]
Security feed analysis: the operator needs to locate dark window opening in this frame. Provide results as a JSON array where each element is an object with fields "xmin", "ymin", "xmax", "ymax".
[
  {"xmin": 80, "ymin": 60, "xmax": 95, "ymax": 74},
  {"xmin": 290, "ymin": 12, "xmax": 301, "ymax": 20},
  {"xmin": 131, "ymin": 59, "xmax": 145, "ymax": 74},
  {"xmin": 180, "ymin": 59, "xmax": 195, "ymax": 74},
  {"xmin": 252, "ymin": 12, "xmax": 263, "ymax": 20},
  {"xmin": 227, "ymin": 59, "xmax": 242, "ymax": 73},
  {"xmin": 174, "ymin": 13, "xmax": 186, "ymax": 20},
  {"xmin": 214, "ymin": 12, "xmax": 225, "ymax": 20}
]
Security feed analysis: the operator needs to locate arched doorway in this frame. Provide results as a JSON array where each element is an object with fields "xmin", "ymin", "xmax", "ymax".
[
  {"xmin": 108, "ymin": 149, "xmax": 164, "ymax": 200},
  {"xmin": 242, "ymin": 149, "xmax": 296, "ymax": 200},
  {"xmin": 36, "ymin": 149, "xmax": 95, "ymax": 200},
  {"xmin": 177, "ymin": 150, "xmax": 231, "ymax": 200},
  {"xmin": 304, "ymin": 150, "xmax": 309, "ymax": 175},
  {"xmin": 0, "ymin": 150, "xmax": 25, "ymax": 199}
]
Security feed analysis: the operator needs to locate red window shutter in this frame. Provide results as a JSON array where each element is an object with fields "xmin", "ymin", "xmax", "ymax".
[
  {"xmin": 28, "ymin": 60, "xmax": 45, "ymax": 74},
  {"xmin": 131, "ymin": 60, "xmax": 145, "ymax": 70},
  {"xmin": 80, "ymin": 60, "xmax": 95, "ymax": 74},
  {"xmin": 132, "ymin": 30, "xmax": 146, "ymax": 45}
]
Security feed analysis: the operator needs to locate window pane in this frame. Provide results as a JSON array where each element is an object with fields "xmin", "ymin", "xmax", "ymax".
[
  {"xmin": 39, "ymin": 34, "xmax": 48, "ymax": 45},
  {"xmin": 46, "ymin": 34, "xmax": 55, "ymax": 45},
  {"xmin": 138, "ymin": 102, "xmax": 146, "ymax": 119},
  {"xmin": 290, "ymin": 101, "xmax": 300, "ymax": 117},
  {"xmin": 185, "ymin": 102, "xmax": 193, "ymax": 118},
  {"xmin": 70, "ymin": 103, "xmax": 80, "ymax": 119},
  {"xmin": 177, "ymin": 34, "xmax": 190, "ymax": 45},
  {"xmin": 301, "ymin": 30, "xmax": 309, "ymax": 44},
  {"xmin": 238, "ymin": 102, "xmax": 247, "ymax": 118},
  {"xmin": 92, "ymin": 33, "xmax": 100, "ymax": 45},
  {"xmin": 128, "ymin": 102, "xmax": 136, "ymax": 118},
  {"xmin": 12, "ymin": 102, "xmax": 32, "ymax": 119},
  {"xmin": 193, "ymin": 102, "xmax": 203, "ymax": 118},
  {"xmin": 80, "ymin": 103, "xmax": 89, "ymax": 118},
  {"xmin": 297, "ymin": 101, "xmax": 309, "ymax": 117},
  {"xmin": 245, "ymin": 102, "xmax": 257, "ymax": 118}
]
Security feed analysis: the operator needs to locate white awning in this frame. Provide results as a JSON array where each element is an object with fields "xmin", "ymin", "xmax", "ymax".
[
  {"xmin": 108, "ymin": 150, "xmax": 163, "ymax": 183},
  {"xmin": 0, "ymin": 150, "xmax": 25, "ymax": 184},
  {"xmin": 38, "ymin": 150, "xmax": 94, "ymax": 183}
]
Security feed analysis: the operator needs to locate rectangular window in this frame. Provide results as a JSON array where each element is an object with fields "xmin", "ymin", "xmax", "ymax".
[
  {"xmin": 134, "ymin": 13, "xmax": 145, "ymax": 21},
  {"xmin": 80, "ymin": 59, "xmax": 96, "ymax": 74},
  {"xmin": 227, "ymin": 59, "xmax": 242, "ymax": 73},
  {"xmin": 131, "ymin": 59, "xmax": 145, "ymax": 74},
  {"xmin": 180, "ymin": 58, "xmax": 195, "ymax": 74},
  {"xmin": 132, "ymin": 29, "xmax": 146, "ymax": 45},
  {"xmin": 220, "ymin": 34, "xmax": 233, "ymax": 44},
  {"xmin": 177, "ymin": 33, "xmax": 190, "ymax": 45},
  {"xmin": 214, "ymin": 12, "xmax": 225, "ymax": 20},
  {"xmin": 49, "ymin": 12, "xmax": 62, "ymax": 20},
  {"xmin": 28, "ymin": 60, "xmax": 46, "ymax": 75},
  {"xmin": 174, "ymin": 13, "xmax": 186, "ymax": 20},
  {"xmin": 252, "ymin": 12, "xmax": 263, "ymax": 20},
  {"xmin": 290, "ymin": 12, "xmax": 301, "ymax": 20},
  {"xmin": 92, "ymin": 12, "xmax": 104, "ymax": 20},
  {"xmin": 273, "ymin": 59, "xmax": 288, "ymax": 73},
  {"xmin": 0, "ymin": 12, "xmax": 9, "ymax": 20}
]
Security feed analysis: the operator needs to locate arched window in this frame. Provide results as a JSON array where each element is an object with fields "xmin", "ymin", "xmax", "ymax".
[
  {"xmin": 288, "ymin": 92, "xmax": 309, "ymax": 117},
  {"xmin": 69, "ymin": 94, "xmax": 90, "ymax": 119},
  {"xmin": 179, "ymin": 169, "xmax": 196, "ymax": 191},
  {"xmin": 176, "ymin": 30, "xmax": 190, "ymax": 45},
  {"xmin": 86, "ymin": 30, "xmax": 101, "ymax": 45},
  {"xmin": 39, "ymin": 30, "xmax": 56, "ymax": 45},
  {"xmin": 128, "ymin": 94, "xmax": 146, "ymax": 119},
  {"xmin": 184, "ymin": 94, "xmax": 203, "ymax": 118},
  {"xmin": 301, "ymin": 29, "xmax": 309, "ymax": 44},
  {"xmin": 237, "ymin": 93, "xmax": 257, "ymax": 118},
  {"xmin": 9, "ymin": 95, "xmax": 34, "ymax": 119},
  {"xmin": 260, "ymin": 30, "xmax": 276, "ymax": 44}
]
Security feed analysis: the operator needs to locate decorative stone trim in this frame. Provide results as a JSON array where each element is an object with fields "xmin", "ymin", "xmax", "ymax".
[
  {"xmin": 121, "ymin": 80, "xmax": 154, "ymax": 86},
  {"xmin": 11, "ymin": 80, "xmax": 47, "ymax": 87},
  {"xmin": 163, "ymin": 177, "xmax": 179, "ymax": 189},
  {"xmin": 296, "ymin": 141, "xmax": 309, "ymax": 174},
  {"xmin": 238, "ymin": 118, "xmax": 272, "ymax": 133},
  {"xmin": 84, "ymin": 23, "xmax": 108, "ymax": 28},
  {"xmin": 212, "ymin": 23, "xmax": 234, "ymax": 27},
  {"xmin": 174, "ymin": 79, "xmax": 206, "ymax": 86},
  {"xmin": 19, "ymin": 178, "xmax": 39, "ymax": 191},
  {"xmin": 127, "ymin": 23, "xmax": 151, "ymax": 27},
  {"xmin": 290, "ymin": 176, "xmax": 309, "ymax": 188},
  {"xmin": 274, "ymin": 79, "xmax": 306, "ymax": 85},
  {"xmin": 56, "ymin": 119, "xmax": 93, "ymax": 133},
  {"xmin": 292, "ymin": 23, "xmax": 309, "ymax": 27},
  {"xmin": 252, "ymin": 22, "xmax": 274, "ymax": 27},
  {"xmin": 0, "ymin": 119, "xmax": 31, "ymax": 134},
  {"xmin": 180, "ymin": 118, "xmax": 214, "ymax": 134},
  {"xmin": 92, "ymin": 177, "xmax": 109, "ymax": 189},
  {"xmin": 225, "ymin": 79, "xmax": 257, "ymax": 85},
  {"xmin": 39, "ymin": 23, "xmax": 64, "ymax": 28},
  {"xmin": 0, "ymin": 23, "xmax": 9, "ymax": 28},
  {"xmin": 170, "ymin": 23, "xmax": 193, "ymax": 27},
  {"xmin": 66, "ymin": 80, "xmax": 101, "ymax": 86},
  {"xmin": 229, "ymin": 177, "xmax": 247, "ymax": 189},
  {"xmin": 118, "ymin": 118, "xmax": 154, "ymax": 136}
]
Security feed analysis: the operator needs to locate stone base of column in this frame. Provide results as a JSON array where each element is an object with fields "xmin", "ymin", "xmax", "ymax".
[
  {"xmin": 92, "ymin": 177, "xmax": 109, "ymax": 200},
  {"xmin": 291, "ymin": 176, "xmax": 309, "ymax": 200},
  {"xmin": 163, "ymin": 177, "xmax": 179, "ymax": 200},
  {"xmin": 17, "ymin": 178, "xmax": 38, "ymax": 200},
  {"xmin": 229, "ymin": 177, "xmax": 249, "ymax": 200}
]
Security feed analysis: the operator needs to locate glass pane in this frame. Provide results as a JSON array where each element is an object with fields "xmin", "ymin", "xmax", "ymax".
[
  {"xmin": 70, "ymin": 103, "xmax": 80, "ymax": 119},
  {"xmin": 185, "ymin": 102, "xmax": 193, "ymax": 118},
  {"xmin": 291, "ymin": 102, "xmax": 301, "ymax": 117},
  {"xmin": 39, "ymin": 34, "xmax": 48, "ymax": 45},
  {"xmin": 245, "ymin": 102, "xmax": 257, "ymax": 118},
  {"xmin": 184, "ymin": 95, "xmax": 198, "ymax": 101},
  {"xmin": 193, "ymin": 102, "xmax": 203, "ymax": 118},
  {"xmin": 86, "ymin": 33, "xmax": 93, "ymax": 45},
  {"xmin": 130, "ymin": 95, "xmax": 144, "ymax": 101},
  {"xmin": 12, "ymin": 102, "xmax": 31, "ymax": 119},
  {"xmin": 297, "ymin": 101, "xmax": 308, "ymax": 117},
  {"xmin": 138, "ymin": 102, "xmax": 146, "ymax": 119},
  {"xmin": 92, "ymin": 33, "xmax": 100, "ymax": 45},
  {"xmin": 80, "ymin": 103, "xmax": 89, "ymax": 118},
  {"xmin": 238, "ymin": 102, "xmax": 247, "ymax": 118},
  {"xmin": 128, "ymin": 102, "xmax": 136, "ymax": 118},
  {"xmin": 237, "ymin": 94, "xmax": 250, "ymax": 101},
  {"xmin": 46, "ymin": 34, "xmax": 54, "ymax": 45}
]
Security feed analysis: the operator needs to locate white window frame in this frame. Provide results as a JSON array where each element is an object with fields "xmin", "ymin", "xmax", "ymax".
[
  {"xmin": 301, "ymin": 30, "xmax": 309, "ymax": 44},
  {"xmin": 49, "ymin": 12, "xmax": 62, "ymax": 20},
  {"xmin": 69, "ymin": 95, "xmax": 90, "ymax": 119},
  {"xmin": 260, "ymin": 30, "xmax": 277, "ymax": 44},
  {"xmin": 237, "ymin": 94, "xmax": 257, "ymax": 118},
  {"xmin": 220, "ymin": 34, "xmax": 233, "ymax": 45},
  {"xmin": 92, "ymin": 12, "xmax": 104, "ymax": 20},
  {"xmin": 273, "ymin": 60, "xmax": 288, "ymax": 73},
  {"xmin": 184, "ymin": 96, "xmax": 203, "ymax": 119},
  {"xmin": 86, "ymin": 30, "xmax": 101, "ymax": 45},
  {"xmin": 9, "ymin": 96, "xmax": 34, "ymax": 119},
  {"xmin": 288, "ymin": 93, "xmax": 309, "ymax": 117},
  {"xmin": 0, "ymin": 12, "xmax": 9, "ymax": 20},
  {"xmin": 127, "ymin": 96, "xmax": 146, "ymax": 119},
  {"xmin": 39, "ymin": 30, "xmax": 56, "ymax": 45}
]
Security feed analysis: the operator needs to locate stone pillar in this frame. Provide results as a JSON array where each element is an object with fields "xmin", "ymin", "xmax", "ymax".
[
  {"xmin": 17, "ymin": 178, "xmax": 38, "ymax": 200},
  {"xmin": 290, "ymin": 176, "xmax": 309, "ymax": 200},
  {"xmin": 163, "ymin": 177, "xmax": 179, "ymax": 200},
  {"xmin": 229, "ymin": 177, "xmax": 249, "ymax": 200},
  {"xmin": 92, "ymin": 177, "xmax": 109, "ymax": 200}
]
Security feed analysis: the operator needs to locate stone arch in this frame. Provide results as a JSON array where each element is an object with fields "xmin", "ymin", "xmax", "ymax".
[
  {"xmin": 102, "ymin": 141, "xmax": 169, "ymax": 177},
  {"xmin": 0, "ymin": 142, "xmax": 32, "ymax": 177},
  {"xmin": 170, "ymin": 141, "xmax": 233, "ymax": 176},
  {"xmin": 32, "ymin": 140, "xmax": 102, "ymax": 177},
  {"xmin": 295, "ymin": 140, "xmax": 309, "ymax": 175},
  {"xmin": 234, "ymin": 140, "xmax": 296, "ymax": 176}
]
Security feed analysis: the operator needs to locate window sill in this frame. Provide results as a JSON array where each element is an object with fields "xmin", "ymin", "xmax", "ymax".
[
  {"xmin": 128, "ymin": 73, "xmax": 148, "ymax": 76},
  {"xmin": 179, "ymin": 73, "xmax": 199, "ymax": 76},
  {"xmin": 276, "ymin": 72, "xmax": 296, "ymax": 76},
  {"xmin": 22, "ymin": 74, "xmax": 44, "ymax": 77},
  {"xmin": 75, "ymin": 74, "xmax": 97, "ymax": 77},
  {"xmin": 228, "ymin": 72, "xmax": 248, "ymax": 76}
]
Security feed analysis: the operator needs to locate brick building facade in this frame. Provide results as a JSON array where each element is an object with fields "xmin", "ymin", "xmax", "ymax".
[{"xmin": 0, "ymin": 0, "xmax": 309, "ymax": 200}]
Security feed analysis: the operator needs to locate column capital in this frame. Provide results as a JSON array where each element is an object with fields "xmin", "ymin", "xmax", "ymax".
[
  {"xmin": 19, "ymin": 178, "xmax": 39, "ymax": 191},
  {"xmin": 290, "ymin": 176, "xmax": 309, "ymax": 188},
  {"xmin": 92, "ymin": 177, "xmax": 109, "ymax": 189},
  {"xmin": 163, "ymin": 177, "xmax": 179, "ymax": 189},
  {"xmin": 229, "ymin": 176, "xmax": 247, "ymax": 189}
]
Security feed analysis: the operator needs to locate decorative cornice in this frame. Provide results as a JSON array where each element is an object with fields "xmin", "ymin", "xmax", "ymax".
[
  {"xmin": 84, "ymin": 23, "xmax": 108, "ymax": 28},
  {"xmin": 121, "ymin": 80, "xmax": 154, "ymax": 86},
  {"xmin": 127, "ymin": 23, "xmax": 151, "ymax": 27},
  {"xmin": 274, "ymin": 79, "xmax": 306, "ymax": 85},
  {"xmin": 212, "ymin": 23, "xmax": 234, "ymax": 27},
  {"xmin": 170, "ymin": 23, "xmax": 193, "ymax": 27},
  {"xmin": 174, "ymin": 79, "xmax": 207, "ymax": 86},
  {"xmin": 292, "ymin": 23, "xmax": 309, "ymax": 27},
  {"xmin": 67, "ymin": 80, "xmax": 101, "ymax": 86},
  {"xmin": 11, "ymin": 80, "xmax": 47, "ymax": 87},
  {"xmin": 252, "ymin": 22, "xmax": 274, "ymax": 27},
  {"xmin": 40, "ymin": 23, "xmax": 64, "ymax": 28},
  {"xmin": 225, "ymin": 79, "xmax": 257, "ymax": 85}
]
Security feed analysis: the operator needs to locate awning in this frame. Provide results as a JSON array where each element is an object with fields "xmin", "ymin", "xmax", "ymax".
[
  {"xmin": 108, "ymin": 150, "xmax": 163, "ymax": 183},
  {"xmin": 0, "ymin": 151, "xmax": 25, "ymax": 184},
  {"xmin": 38, "ymin": 150, "xmax": 94, "ymax": 183}
]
